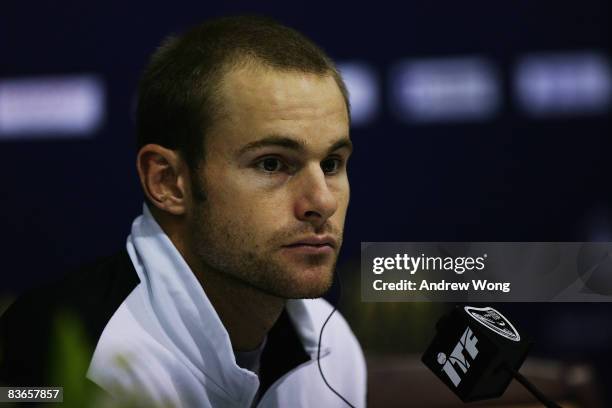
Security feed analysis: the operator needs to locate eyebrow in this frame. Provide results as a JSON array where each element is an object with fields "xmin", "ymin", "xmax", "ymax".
[{"xmin": 237, "ymin": 134, "xmax": 353, "ymax": 156}]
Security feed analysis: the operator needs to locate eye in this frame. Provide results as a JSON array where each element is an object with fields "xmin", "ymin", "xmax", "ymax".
[
  {"xmin": 256, "ymin": 157, "xmax": 287, "ymax": 173},
  {"xmin": 321, "ymin": 158, "xmax": 343, "ymax": 174}
]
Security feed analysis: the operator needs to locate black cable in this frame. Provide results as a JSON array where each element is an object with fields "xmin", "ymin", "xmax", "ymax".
[
  {"xmin": 503, "ymin": 364, "xmax": 562, "ymax": 408},
  {"xmin": 317, "ymin": 266, "xmax": 356, "ymax": 408}
]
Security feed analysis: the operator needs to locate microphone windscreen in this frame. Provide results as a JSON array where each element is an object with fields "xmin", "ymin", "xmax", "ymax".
[{"xmin": 421, "ymin": 305, "xmax": 532, "ymax": 402}]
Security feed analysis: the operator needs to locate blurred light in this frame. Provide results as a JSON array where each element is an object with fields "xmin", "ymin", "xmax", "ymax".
[
  {"xmin": 0, "ymin": 75, "xmax": 105, "ymax": 140},
  {"xmin": 338, "ymin": 62, "xmax": 380, "ymax": 126},
  {"xmin": 514, "ymin": 52, "xmax": 611, "ymax": 117},
  {"xmin": 390, "ymin": 57, "xmax": 500, "ymax": 123}
]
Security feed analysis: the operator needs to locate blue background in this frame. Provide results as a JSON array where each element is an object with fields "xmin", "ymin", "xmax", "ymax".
[{"xmin": 1, "ymin": 0, "xmax": 611, "ymax": 402}]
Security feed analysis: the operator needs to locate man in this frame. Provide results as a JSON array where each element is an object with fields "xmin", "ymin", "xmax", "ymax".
[{"xmin": 0, "ymin": 15, "xmax": 366, "ymax": 407}]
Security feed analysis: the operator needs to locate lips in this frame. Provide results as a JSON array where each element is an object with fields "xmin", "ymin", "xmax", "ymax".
[
  {"xmin": 281, "ymin": 236, "xmax": 337, "ymax": 257},
  {"xmin": 284, "ymin": 236, "xmax": 337, "ymax": 249},
  {"xmin": 282, "ymin": 242, "xmax": 335, "ymax": 256}
]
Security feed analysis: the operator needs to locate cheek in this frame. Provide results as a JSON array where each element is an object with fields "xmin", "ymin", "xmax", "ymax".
[
  {"xmin": 331, "ymin": 181, "xmax": 350, "ymax": 225},
  {"xmin": 332, "ymin": 178, "xmax": 350, "ymax": 207},
  {"xmin": 205, "ymin": 172, "xmax": 290, "ymax": 236}
]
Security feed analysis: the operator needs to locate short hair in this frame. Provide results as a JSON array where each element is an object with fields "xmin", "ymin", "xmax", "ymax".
[{"xmin": 136, "ymin": 15, "xmax": 350, "ymax": 176}]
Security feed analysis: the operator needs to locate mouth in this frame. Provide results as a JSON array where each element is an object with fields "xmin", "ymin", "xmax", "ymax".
[
  {"xmin": 282, "ymin": 236, "xmax": 337, "ymax": 255},
  {"xmin": 281, "ymin": 243, "xmax": 335, "ymax": 256},
  {"xmin": 285, "ymin": 235, "xmax": 337, "ymax": 248}
]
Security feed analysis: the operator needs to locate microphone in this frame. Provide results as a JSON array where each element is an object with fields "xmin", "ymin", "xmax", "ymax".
[{"xmin": 421, "ymin": 305, "xmax": 562, "ymax": 408}]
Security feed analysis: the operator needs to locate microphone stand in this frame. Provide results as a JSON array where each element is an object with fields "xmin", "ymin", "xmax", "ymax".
[{"xmin": 502, "ymin": 363, "xmax": 562, "ymax": 408}]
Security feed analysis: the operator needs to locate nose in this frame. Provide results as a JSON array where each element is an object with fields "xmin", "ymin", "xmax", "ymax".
[{"xmin": 294, "ymin": 163, "xmax": 338, "ymax": 229}]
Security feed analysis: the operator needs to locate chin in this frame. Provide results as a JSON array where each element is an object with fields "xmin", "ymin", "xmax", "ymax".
[
  {"xmin": 258, "ymin": 265, "xmax": 335, "ymax": 299},
  {"xmin": 286, "ymin": 280, "xmax": 333, "ymax": 299},
  {"xmin": 286, "ymin": 266, "xmax": 336, "ymax": 299}
]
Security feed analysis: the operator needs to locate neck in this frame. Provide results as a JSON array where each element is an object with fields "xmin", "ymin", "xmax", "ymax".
[
  {"xmin": 157, "ymin": 212, "xmax": 285, "ymax": 351},
  {"xmin": 194, "ymin": 265, "xmax": 285, "ymax": 351}
]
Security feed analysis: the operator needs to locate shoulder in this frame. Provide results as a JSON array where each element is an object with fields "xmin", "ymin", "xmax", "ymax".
[
  {"xmin": 0, "ymin": 250, "xmax": 140, "ymax": 385},
  {"xmin": 293, "ymin": 297, "xmax": 366, "ymax": 371},
  {"xmin": 285, "ymin": 298, "xmax": 367, "ymax": 407},
  {"xmin": 3, "ymin": 250, "xmax": 137, "ymax": 314},
  {"xmin": 298, "ymin": 297, "xmax": 359, "ymax": 344}
]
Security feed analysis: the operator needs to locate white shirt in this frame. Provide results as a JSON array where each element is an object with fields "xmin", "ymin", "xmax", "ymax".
[{"xmin": 86, "ymin": 206, "xmax": 367, "ymax": 407}]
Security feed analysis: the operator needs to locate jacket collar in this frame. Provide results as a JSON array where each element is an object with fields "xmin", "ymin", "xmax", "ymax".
[{"xmin": 127, "ymin": 205, "xmax": 321, "ymax": 405}]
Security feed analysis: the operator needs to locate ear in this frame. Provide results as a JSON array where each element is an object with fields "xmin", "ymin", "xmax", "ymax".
[{"xmin": 136, "ymin": 144, "xmax": 190, "ymax": 215}]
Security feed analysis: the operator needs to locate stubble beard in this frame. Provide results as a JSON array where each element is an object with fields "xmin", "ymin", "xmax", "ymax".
[{"xmin": 189, "ymin": 200, "xmax": 339, "ymax": 299}]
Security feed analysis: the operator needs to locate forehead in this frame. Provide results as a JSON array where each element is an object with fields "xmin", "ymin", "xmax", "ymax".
[{"xmin": 207, "ymin": 64, "xmax": 349, "ymax": 156}]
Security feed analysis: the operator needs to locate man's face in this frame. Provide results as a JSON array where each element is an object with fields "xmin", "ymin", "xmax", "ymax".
[{"xmin": 187, "ymin": 64, "xmax": 351, "ymax": 299}]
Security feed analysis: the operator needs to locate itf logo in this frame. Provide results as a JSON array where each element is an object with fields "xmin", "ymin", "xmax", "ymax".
[{"xmin": 437, "ymin": 327, "xmax": 479, "ymax": 387}]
